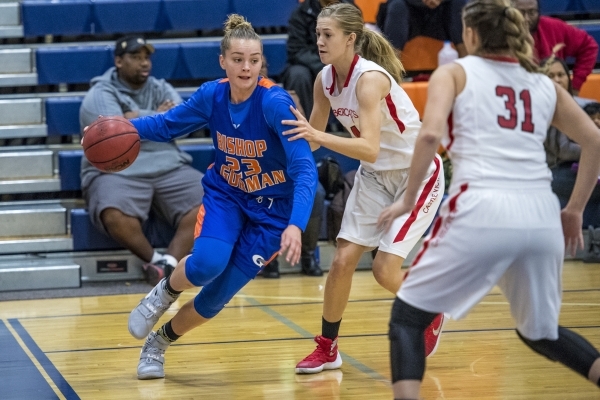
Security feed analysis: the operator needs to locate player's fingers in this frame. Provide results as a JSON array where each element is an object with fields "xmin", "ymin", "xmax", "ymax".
[
  {"xmin": 281, "ymin": 119, "xmax": 302, "ymax": 127},
  {"xmin": 282, "ymin": 127, "xmax": 305, "ymax": 136}
]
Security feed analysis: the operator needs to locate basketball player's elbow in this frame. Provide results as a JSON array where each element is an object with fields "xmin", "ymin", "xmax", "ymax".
[
  {"xmin": 363, "ymin": 145, "xmax": 379, "ymax": 163},
  {"xmin": 418, "ymin": 129, "xmax": 442, "ymax": 147}
]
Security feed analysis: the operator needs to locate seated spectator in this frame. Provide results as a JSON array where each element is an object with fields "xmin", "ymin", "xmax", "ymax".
[
  {"xmin": 379, "ymin": 0, "xmax": 468, "ymax": 60},
  {"xmin": 584, "ymin": 102, "xmax": 600, "ymax": 129},
  {"xmin": 260, "ymin": 54, "xmax": 325, "ymax": 278},
  {"xmin": 281, "ymin": 0, "xmax": 356, "ymax": 119},
  {"xmin": 513, "ymin": 0, "xmax": 599, "ymax": 95},
  {"xmin": 79, "ymin": 35, "xmax": 205, "ymax": 285},
  {"xmin": 542, "ymin": 58, "xmax": 600, "ymax": 229},
  {"xmin": 544, "ymin": 56, "xmax": 596, "ymax": 107}
]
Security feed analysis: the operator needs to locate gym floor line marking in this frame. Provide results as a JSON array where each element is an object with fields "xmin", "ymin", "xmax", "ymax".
[
  {"xmin": 8, "ymin": 318, "xmax": 80, "ymax": 400},
  {"xmin": 9, "ymin": 294, "xmax": 600, "ymax": 322},
  {"xmin": 42, "ymin": 325, "xmax": 600, "ymax": 355},
  {"xmin": 243, "ymin": 292, "xmax": 394, "ymax": 384}
]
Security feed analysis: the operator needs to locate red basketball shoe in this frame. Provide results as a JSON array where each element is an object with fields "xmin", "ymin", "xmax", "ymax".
[
  {"xmin": 295, "ymin": 335, "xmax": 343, "ymax": 374},
  {"xmin": 424, "ymin": 313, "xmax": 445, "ymax": 357}
]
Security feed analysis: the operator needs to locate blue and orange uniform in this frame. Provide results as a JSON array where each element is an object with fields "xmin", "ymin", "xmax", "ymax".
[{"xmin": 132, "ymin": 77, "xmax": 317, "ymax": 318}]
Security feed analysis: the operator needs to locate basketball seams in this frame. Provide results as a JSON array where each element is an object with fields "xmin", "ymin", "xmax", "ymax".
[{"xmin": 82, "ymin": 116, "xmax": 140, "ymax": 172}]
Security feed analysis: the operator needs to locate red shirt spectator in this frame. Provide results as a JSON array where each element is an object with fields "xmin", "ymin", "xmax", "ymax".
[{"xmin": 514, "ymin": 0, "xmax": 599, "ymax": 94}]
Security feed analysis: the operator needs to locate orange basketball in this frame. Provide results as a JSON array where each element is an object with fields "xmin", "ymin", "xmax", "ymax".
[{"xmin": 82, "ymin": 116, "xmax": 140, "ymax": 173}]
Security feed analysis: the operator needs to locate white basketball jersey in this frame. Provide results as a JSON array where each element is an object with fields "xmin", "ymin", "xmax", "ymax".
[
  {"xmin": 321, "ymin": 55, "xmax": 421, "ymax": 171},
  {"xmin": 446, "ymin": 56, "xmax": 556, "ymax": 191}
]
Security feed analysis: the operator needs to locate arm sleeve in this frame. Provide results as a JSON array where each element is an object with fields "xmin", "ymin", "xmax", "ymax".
[
  {"xmin": 561, "ymin": 24, "xmax": 599, "ymax": 91},
  {"xmin": 264, "ymin": 90, "xmax": 318, "ymax": 230},
  {"xmin": 131, "ymin": 81, "xmax": 215, "ymax": 142}
]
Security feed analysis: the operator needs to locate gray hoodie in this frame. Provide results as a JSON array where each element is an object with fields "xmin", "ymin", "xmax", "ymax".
[{"xmin": 79, "ymin": 67, "xmax": 193, "ymax": 189}]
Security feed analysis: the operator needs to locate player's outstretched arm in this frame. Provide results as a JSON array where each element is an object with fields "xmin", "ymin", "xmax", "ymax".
[{"xmin": 552, "ymin": 83, "xmax": 600, "ymax": 255}]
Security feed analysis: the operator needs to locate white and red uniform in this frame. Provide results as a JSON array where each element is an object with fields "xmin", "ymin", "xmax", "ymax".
[
  {"xmin": 321, "ymin": 55, "xmax": 444, "ymax": 257},
  {"xmin": 399, "ymin": 55, "xmax": 562, "ymax": 340}
]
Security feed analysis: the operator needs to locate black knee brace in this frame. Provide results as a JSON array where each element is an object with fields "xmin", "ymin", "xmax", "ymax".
[
  {"xmin": 389, "ymin": 298, "xmax": 438, "ymax": 382},
  {"xmin": 517, "ymin": 326, "xmax": 600, "ymax": 379}
]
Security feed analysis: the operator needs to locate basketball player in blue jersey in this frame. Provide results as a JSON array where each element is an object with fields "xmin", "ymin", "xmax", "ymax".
[{"xmin": 121, "ymin": 14, "xmax": 318, "ymax": 380}]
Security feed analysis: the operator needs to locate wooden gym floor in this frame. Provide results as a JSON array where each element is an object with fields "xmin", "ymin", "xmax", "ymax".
[{"xmin": 1, "ymin": 260, "xmax": 599, "ymax": 399}]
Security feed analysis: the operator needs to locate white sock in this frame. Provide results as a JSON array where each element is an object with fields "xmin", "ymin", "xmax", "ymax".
[
  {"xmin": 150, "ymin": 251, "xmax": 163, "ymax": 264},
  {"xmin": 160, "ymin": 254, "xmax": 178, "ymax": 268}
]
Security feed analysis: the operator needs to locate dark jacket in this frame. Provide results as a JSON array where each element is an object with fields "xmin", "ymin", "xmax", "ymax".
[{"xmin": 286, "ymin": 0, "xmax": 356, "ymax": 76}]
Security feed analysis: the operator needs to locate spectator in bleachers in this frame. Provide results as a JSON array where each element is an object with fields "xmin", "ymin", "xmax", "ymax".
[
  {"xmin": 584, "ymin": 102, "xmax": 600, "ymax": 129},
  {"xmin": 281, "ymin": 0, "xmax": 357, "ymax": 120},
  {"xmin": 543, "ymin": 57, "xmax": 600, "ymax": 229},
  {"xmin": 260, "ymin": 54, "xmax": 325, "ymax": 278},
  {"xmin": 513, "ymin": 0, "xmax": 599, "ymax": 95},
  {"xmin": 378, "ymin": 0, "xmax": 468, "ymax": 59},
  {"xmin": 79, "ymin": 35, "xmax": 205, "ymax": 286}
]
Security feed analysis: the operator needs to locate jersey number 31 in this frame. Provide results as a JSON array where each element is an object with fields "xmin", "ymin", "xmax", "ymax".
[{"xmin": 495, "ymin": 86, "xmax": 535, "ymax": 133}]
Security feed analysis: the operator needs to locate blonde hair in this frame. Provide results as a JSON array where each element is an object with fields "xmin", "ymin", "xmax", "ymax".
[
  {"xmin": 463, "ymin": 0, "xmax": 540, "ymax": 73},
  {"xmin": 319, "ymin": 3, "xmax": 405, "ymax": 83},
  {"xmin": 221, "ymin": 14, "xmax": 262, "ymax": 55}
]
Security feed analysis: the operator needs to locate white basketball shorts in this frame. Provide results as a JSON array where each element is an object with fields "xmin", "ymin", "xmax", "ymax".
[
  {"xmin": 399, "ymin": 184, "xmax": 564, "ymax": 340},
  {"xmin": 337, "ymin": 154, "xmax": 444, "ymax": 258}
]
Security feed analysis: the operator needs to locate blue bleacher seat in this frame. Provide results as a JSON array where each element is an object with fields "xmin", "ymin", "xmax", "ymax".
[
  {"xmin": 180, "ymin": 42, "xmax": 224, "ymax": 80},
  {"xmin": 92, "ymin": 0, "xmax": 163, "ymax": 34},
  {"xmin": 46, "ymin": 97, "xmax": 84, "ymax": 136},
  {"xmin": 36, "ymin": 46, "xmax": 113, "ymax": 85},
  {"xmin": 22, "ymin": 0, "xmax": 93, "ymax": 37},
  {"xmin": 71, "ymin": 208, "xmax": 122, "ymax": 251},
  {"xmin": 179, "ymin": 143, "xmax": 215, "ymax": 173},
  {"xmin": 580, "ymin": 0, "xmax": 600, "ymax": 13},
  {"xmin": 163, "ymin": 0, "xmax": 228, "ymax": 32},
  {"xmin": 262, "ymin": 38, "xmax": 288, "ymax": 77},
  {"xmin": 34, "ymin": 38, "xmax": 287, "ymax": 84},
  {"xmin": 149, "ymin": 43, "xmax": 183, "ymax": 80},
  {"xmin": 539, "ymin": 0, "xmax": 577, "ymax": 14},
  {"xmin": 231, "ymin": 0, "xmax": 297, "ymax": 29},
  {"xmin": 59, "ymin": 150, "xmax": 83, "ymax": 191}
]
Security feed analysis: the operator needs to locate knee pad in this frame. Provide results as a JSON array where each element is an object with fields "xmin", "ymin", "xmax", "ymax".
[
  {"xmin": 389, "ymin": 298, "xmax": 438, "ymax": 382},
  {"xmin": 185, "ymin": 237, "xmax": 233, "ymax": 287},
  {"xmin": 193, "ymin": 290, "xmax": 223, "ymax": 319},
  {"xmin": 517, "ymin": 326, "xmax": 600, "ymax": 379}
]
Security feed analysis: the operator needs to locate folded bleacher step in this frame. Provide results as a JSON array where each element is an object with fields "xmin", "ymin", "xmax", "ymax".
[
  {"xmin": 0, "ymin": 98, "xmax": 43, "ymax": 125},
  {"xmin": 0, "ymin": 3, "xmax": 23, "ymax": 38},
  {"xmin": 0, "ymin": 236, "xmax": 73, "ymax": 255},
  {"xmin": 0, "ymin": 258, "xmax": 80, "ymax": 291},
  {"xmin": 0, "ymin": 48, "xmax": 36, "ymax": 86},
  {"xmin": 0, "ymin": 178, "xmax": 60, "ymax": 194},
  {"xmin": 0, "ymin": 203, "xmax": 67, "ymax": 238},
  {"xmin": 0, "ymin": 124, "xmax": 47, "ymax": 139},
  {"xmin": 0, "ymin": 150, "xmax": 53, "ymax": 179}
]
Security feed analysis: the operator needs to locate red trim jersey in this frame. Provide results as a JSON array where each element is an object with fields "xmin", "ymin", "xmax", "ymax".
[
  {"xmin": 321, "ymin": 55, "xmax": 421, "ymax": 171},
  {"xmin": 445, "ymin": 55, "xmax": 556, "ymax": 191}
]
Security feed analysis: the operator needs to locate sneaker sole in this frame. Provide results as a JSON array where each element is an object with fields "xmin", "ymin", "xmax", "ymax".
[
  {"xmin": 295, "ymin": 353, "xmax": 342, "ymax": 374},
  {"xmin": 137, "ymin": 371, "xmax": 165, "ymax": 380}
]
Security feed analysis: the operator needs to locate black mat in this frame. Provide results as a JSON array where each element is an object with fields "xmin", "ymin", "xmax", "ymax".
[{"xmin": 0, "ymin": 280, "xmax": 152, "ymax": 302}]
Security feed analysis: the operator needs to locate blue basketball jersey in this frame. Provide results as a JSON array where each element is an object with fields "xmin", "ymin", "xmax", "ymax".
[{"xmin": 131, "ymin": 77, "xmax": 317, "ymax": 230}]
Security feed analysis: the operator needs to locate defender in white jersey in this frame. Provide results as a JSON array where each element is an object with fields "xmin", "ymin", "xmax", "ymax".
[
  {"xmin": 282, "ymin": 3, "xmax": 445, "ymax": 375},
  {"xmin": 378, "ymin": 0, "xmax": 600, "ymax": 398}
]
